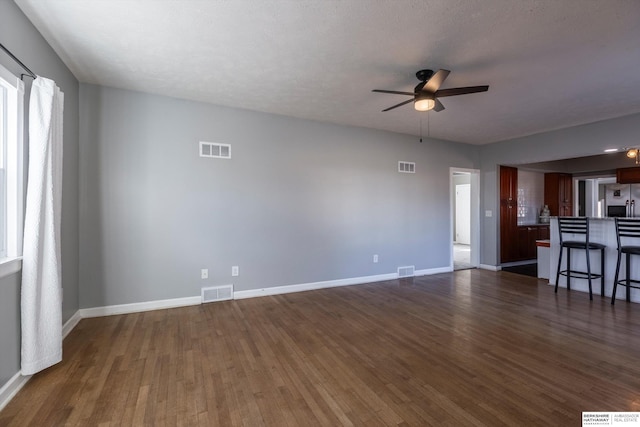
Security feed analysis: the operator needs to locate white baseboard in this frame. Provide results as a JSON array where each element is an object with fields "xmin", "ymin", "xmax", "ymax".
[
  {"xmin": 480, "ymin": 264, "xmax": 502, "ymax": 271},
  {"xmin": 79, "ymin": 296, "xmax": 202, "ymax": 318},
  {"xmin": 0, "ymin": 371, "xmax": 31, "ymax": 412},
  {"xmin": 0, "ymin": 309, "xmax": 82, "ymax": 412},
  {"xmin": 415, "ymin": 266, "xmax": 452, "ymax": 276},
  {"xmin": 62, "ymin": 311, "xmax": 82, "ymax": 339},
  {"xmin": 234, "ymin": 266, "xmax": 452, "ymax": 300},
  {"xmin": 234, "ymin": 273, "xmax": 398, "ymax": 299}
]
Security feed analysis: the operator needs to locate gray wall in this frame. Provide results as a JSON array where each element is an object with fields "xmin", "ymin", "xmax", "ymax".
[
  {"xmin": 0, "ymin": 273, "xmax": 21, "ymax": 391},
  {"xmin": 0, "ymin": 2, "xmax": 79, "ymax": 388},
  {"xmin": 79, "ymin": 84, "xmax": 479, "ymax": 307},
  {"xmin": 480, "ymin": 112, "xmax": 640, "ymax": 266}
]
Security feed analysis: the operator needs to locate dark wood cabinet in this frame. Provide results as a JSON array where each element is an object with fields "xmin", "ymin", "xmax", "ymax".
[
  {"xmin": 500, "ymin": 166, "xmax": 518, "ymax": 263},
  {"xmin": 517, "ymin": 227, "xmax": 532, "ymax": 260},
  {"xmin": 517, "ymin": 225, "xmax": 550, "ymax": 260},
  {"xmin": 617, "ymin": 167, "xmax": 640, "ymax": 184},
  {"xmin": 501, "ymin": 166, "xmax": 549, "ymax": 263},
  {"xmin": 544, "ymin": 173, "xmax": 573, "ymax": 217}
]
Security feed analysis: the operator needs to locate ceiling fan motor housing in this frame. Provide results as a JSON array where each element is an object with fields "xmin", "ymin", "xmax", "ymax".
[{"xmin": 416, "ymin": 69, "xmax": 434, "ymax": 82}]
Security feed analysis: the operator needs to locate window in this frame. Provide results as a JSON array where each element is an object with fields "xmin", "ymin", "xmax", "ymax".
[{"xmin": 0, "ymin": 63, "xmax": 25, "ymax": 263}]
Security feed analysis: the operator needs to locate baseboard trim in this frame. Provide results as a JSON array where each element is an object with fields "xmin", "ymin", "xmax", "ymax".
[
  {"xmin": 415, "ymin": 266, "xmax": 453, "ymax": 276},
  {"xmin": 0, "ymin": 309, "xmax": 82, "ymax": 412},
  {"xmin": 79, "ymin": 296, "xmax": 202, "ymax": 318},
  {"xmin": 234, "ymin": 273, "xmax": 398, "ymax": 299},
  {"xmin": 480, "ymin": 264, "xmax": 502, "ymax": 271},
  {"xmin": 234, "ymin": 266, "xmax": 451, "ymax": 300},
  {"xmin": 62, "ymin": 311, "xmax": 82, "ymax": 339},
  {"xmin": 0, "ymin": 371, "xmax": 31, "ymax": 412}
]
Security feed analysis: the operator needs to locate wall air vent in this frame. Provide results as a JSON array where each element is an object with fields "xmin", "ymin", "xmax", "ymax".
[
  {"xmin": 397, "ymin": 266, "xmax": 415, "ymax": 278},
  {"xmin": 201, "ymin": 285, "xmax": 234, "ymax": 303},
  {"xmin": 200, "ymin": 141, "xmax": 231, "ymax": 159},
  {"xmin": 398, "ymin": 161, "xmax": 415, "ymax": 173}
]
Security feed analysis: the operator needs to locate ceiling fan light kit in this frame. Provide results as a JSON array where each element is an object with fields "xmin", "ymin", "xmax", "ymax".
[
  {"xmin": 373, "ymin": 69, "xmax": 489, "ymax": 113},
  {"xmin": 414, "ymin": 94, "xmax": 435, "ymax": 111}
]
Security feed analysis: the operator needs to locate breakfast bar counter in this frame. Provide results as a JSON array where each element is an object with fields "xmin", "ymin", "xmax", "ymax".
[{"xmin": 548, "ymin": 217, "xmax": 640, "ymax": 303}]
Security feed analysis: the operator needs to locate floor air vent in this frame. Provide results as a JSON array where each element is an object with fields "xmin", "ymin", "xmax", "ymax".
[
  {"xmin": 201, "ymin": 285, "xmax": 234, "ymax": 303},
  {"xmin": 397, "ymin": 266, "xmax": 415, "ymax": 278}
]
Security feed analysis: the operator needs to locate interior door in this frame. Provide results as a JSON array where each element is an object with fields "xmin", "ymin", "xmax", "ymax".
[{"xmin": 455, "ymin": 184, "xmax": 471, "ymax": 244}]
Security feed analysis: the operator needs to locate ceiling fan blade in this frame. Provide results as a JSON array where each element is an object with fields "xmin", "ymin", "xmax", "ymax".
[
  {"xmin": 435, "ymin": 85, "xmax": 489, "ymax": 98},
  {"xmin": 382, "ymin": 98, "xmax": 414, "ymax": 112},
  {"xmin": 372, "ymin": 89, "xmax": 416, "ymax": 96},
  {"xmin": 433, "ymin": 99, "xmax": 445, "ymax": 112},
  {"xmin": 423, "ymin": 69, "xmax": 451, "ymax": 93}
]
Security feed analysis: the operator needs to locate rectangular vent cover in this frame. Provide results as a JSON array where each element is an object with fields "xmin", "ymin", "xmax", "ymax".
[
  {"xmin": 397, "ymin": 265, "xmax": 415, "ymax": 278},
  {"xmin": 398, "ymin": 161, "xmax": 415, "ymax": 173},
  {"xmin": 201, "ymin": 285, "xmax": 234, "ymax": 303},
  {"xmin": 200, "ymin": 141, "xmax": 231, "ymax": 159}
]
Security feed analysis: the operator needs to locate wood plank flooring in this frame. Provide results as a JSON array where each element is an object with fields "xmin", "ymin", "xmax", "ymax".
[{"xmin": 2, "ymin": 269, "xmax": 640, "ymax": 426}]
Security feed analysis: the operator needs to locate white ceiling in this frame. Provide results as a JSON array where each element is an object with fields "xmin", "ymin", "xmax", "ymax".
[{"xmin": 14, "ymin": 0, "xmax": 640, "ymax": 145}]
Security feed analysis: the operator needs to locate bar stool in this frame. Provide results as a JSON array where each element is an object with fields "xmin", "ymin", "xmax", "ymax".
[
  {"xmin": 611, "ymin": 218, "xmax": 640, "ymax": 305},
  {"xmin": 555, "ymin": 217, "xmax": 605, "ymax": 300}
]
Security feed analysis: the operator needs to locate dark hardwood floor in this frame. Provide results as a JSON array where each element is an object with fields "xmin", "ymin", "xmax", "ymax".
[{"xmin": 2, "ymin": 269, "xmax": 639, "ymax": 426}]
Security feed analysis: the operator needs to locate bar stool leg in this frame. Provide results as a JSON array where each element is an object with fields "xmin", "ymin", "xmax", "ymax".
[
  {"xmin": 626, "ymin": 253, "xmax": 631, "ymax": 302},
  {"xmin": 567, "ymin": 248, "xmax": 572, "ymax": 291},
  {"xmin": 612, "ymin": 249, "xmax": 622, "ymax": 305},
  {"xmin": 600, "ymin": 248, "xmax": 605, "ymax": 297},
  {"xmin": 555, "ymin": 246, "xmax": 563, "ymax": 293},
  {"xmin": 585, "ymin": 247, "xmax": 593, "ymax": 300}
]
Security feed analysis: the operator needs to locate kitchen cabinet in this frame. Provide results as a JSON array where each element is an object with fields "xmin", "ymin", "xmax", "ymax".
[
  {"xmin": 544, "ymin": 173, "xmax": 573, "ymax": 217},
  {"xmin": 617, "ymin": 167, "xmax": 640, "ymax": 184},
  {"xmin": 500, "ymin": 166, "xmax": 518, "ymax": 263},
  {"xmin": 501, "ymin": 166, "xmax": 550, "ymax": 263},
  {"xmin": 517, "ymin": 225, "xmax": 550, "ymax": 260}
]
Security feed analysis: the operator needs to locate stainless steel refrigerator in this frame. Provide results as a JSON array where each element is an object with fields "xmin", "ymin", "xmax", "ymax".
[{"xmin": 605, "ymin": 184, "xmax": 640, "ymax": 217}]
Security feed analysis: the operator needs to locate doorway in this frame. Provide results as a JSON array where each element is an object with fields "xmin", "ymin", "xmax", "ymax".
[{"xmin": 450, "ymin": 168, "xmax": 480, "ymax": 270}]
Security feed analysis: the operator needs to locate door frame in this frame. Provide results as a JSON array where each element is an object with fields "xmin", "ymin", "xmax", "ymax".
[{"xmin": 450, "ymin": 167, "xmax": 480, "ymax": 269}]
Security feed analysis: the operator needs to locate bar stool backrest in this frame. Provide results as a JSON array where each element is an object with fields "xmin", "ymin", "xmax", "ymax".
[
  {"xmin": 557, "ymin": 217, "xmax": 590, "ymax": 245},
  {"xmin": 615, "ymin": 218, "xmax": 640, "ymax": 249}
]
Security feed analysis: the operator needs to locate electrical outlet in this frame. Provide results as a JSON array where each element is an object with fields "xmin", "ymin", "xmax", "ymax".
[
  {"xmin": 485, "ymin": 210, "xmax": 493, "ymax": 217},
  {"xmin": 232, "ymin": 266, "xmax": 239, "ymax": 277},
  {"xmin": 373, "ymin": 254, "xmax": 379, "ymax": 263},
  {"xmin": 201, "ymin": 269, "xmax": 208, "ymax": 279}
]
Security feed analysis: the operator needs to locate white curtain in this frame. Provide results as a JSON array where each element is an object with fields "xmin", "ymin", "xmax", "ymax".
[{"xmin": 21, "ymin": 77, "xmax": 64, "ymax": 375}]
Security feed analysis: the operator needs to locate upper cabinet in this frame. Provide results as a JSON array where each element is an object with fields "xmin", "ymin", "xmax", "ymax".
[
  {"xmin": 544, "ymin": 173, "xmax": 573, "ymax": 217},
  {"xmin": 617, "ymin": 167, "xmax": 640, "ymax": 184}
]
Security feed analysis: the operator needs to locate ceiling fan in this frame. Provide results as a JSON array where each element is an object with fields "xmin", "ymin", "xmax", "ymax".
[{"xmin": 372, "ymin": 69, "xmax": 489, "ymax": 112}]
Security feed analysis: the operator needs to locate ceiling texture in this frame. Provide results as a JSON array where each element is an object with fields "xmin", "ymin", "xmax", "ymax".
[{"xmin": 13, "ymin": 0, "xmax": 640, "ymax": 145}]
